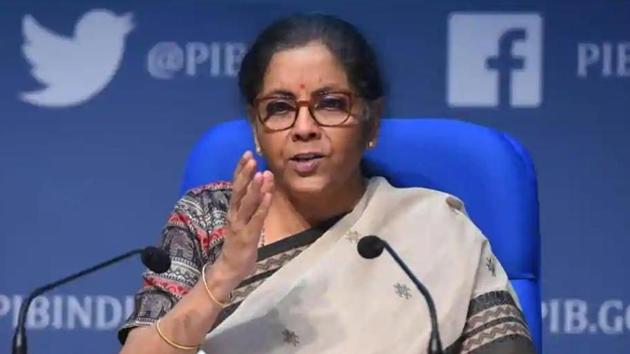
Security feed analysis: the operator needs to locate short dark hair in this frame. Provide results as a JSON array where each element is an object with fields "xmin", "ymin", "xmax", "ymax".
[{"xmin": 238, "ymin": 13, "xmax": 385, "ymax": 107}]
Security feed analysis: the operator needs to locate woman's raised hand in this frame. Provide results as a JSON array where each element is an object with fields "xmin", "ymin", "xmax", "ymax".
[{"xmin": 216, "ymin": 150, "xmax": 274, "ymax": 282}]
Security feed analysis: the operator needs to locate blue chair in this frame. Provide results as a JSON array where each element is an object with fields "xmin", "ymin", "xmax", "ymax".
[{"xmin": 181, "ymin": 118, "xmax": 542, "ymax": 352}]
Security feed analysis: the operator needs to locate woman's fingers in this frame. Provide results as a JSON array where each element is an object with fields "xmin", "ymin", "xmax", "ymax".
[
  {"xmin": 248, "ymin": 192, "xmax": 272, "ymax": 235},
  {"xmin": 237, "ymin": 171, "xmax": 264, "ymax": 221},
  {"xmin": 229, "ymin": 155, "xmax": 256, "ymax": 211},
  {"xmin": 235, "ymin": 171, "xmax": 274, "ymax": 237},
  {"xmin": 218, "ymin": 153, "xmax": 274, "ymax": 281},
  {"xmin": 260, "ymin": 170, "xmax": 275, "ymax": 194},
  {"xmin": 219, "ymin": 169, "xmax": 273, "ymax": 279},
  {"xmin": 251, "ymin": 173, "xmax": 274, "ymax": 231},
  {"xmin": 232, "ymin": 150, "xmax": 252, "ymax": 181}
]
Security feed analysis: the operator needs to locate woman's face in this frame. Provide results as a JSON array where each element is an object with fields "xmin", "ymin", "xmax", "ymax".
[{"xmin": 251, "ymin": 41, "xmax": 377, "ymax": 196}]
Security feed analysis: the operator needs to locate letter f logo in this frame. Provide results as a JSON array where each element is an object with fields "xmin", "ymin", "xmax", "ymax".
[
  {"xmin": 448, "ymin": 13, "xmax": 542, "ymax": 108},
  {"xmin": 486, "ymin": 29, "xmax": 526, "ymax": 107}
]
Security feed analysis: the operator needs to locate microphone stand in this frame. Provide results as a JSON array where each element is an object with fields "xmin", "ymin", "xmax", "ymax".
[
  {"xmin": 380, "ymin": 241, "xmax": 443, "ymax": 354},
  {"xmin": 12, "ymin": 248, "xmax": 166, "ymax": 354}
]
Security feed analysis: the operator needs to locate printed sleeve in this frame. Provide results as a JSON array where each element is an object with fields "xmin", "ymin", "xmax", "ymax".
[{"xmin": 117, "ymin": 190, "xmax": 224, "ymax": 344}]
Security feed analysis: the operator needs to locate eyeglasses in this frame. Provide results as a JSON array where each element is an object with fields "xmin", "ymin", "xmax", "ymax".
[{"xmin": 253, "ymin": 91, "xmax": 356, "ymax": 131}]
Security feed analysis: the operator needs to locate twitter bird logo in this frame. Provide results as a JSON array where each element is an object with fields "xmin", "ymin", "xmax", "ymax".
[{"xmin": 20, "ymin": 9, "xmax": 134, "ymax": 108}]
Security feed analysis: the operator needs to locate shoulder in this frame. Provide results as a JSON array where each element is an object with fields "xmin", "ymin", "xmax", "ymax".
[
  {"xmin": 370, "ymin": 176, "xmax": 468, "ymax": 215},
  {"xmin": 186, "ymin": 180, "xmax": 233, "ymax": 195},
  {"xmin": 177, "ymin": 181, "xmax": 233, "ymax": 212},
  {"xmin": 370, "ymin": 176, "xmax": 485, "ymax": 247},
  {"xmin": 169, "ymin": 181, "xmax": 233, "ymax": 231},
  {"xmin": 170, "ymin": 181, "xmax": 233, "ymax": 260},
  {"xmin": 411, "ymin": 187, "xmax": 487, "ymax": 252}
]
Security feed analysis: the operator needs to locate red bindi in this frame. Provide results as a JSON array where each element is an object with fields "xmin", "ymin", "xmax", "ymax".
[{"xmin": 299, "ymin": 83, "xmax": 305, "ymax": 89}]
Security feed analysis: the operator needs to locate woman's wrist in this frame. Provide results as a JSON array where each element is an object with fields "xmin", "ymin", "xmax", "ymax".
[
  {"xmin": 203, "ymin": 257, "xmax": 243, "ymax": 301},
  {"xmin": 156, "ymin": 263, "xmax": 240, "ymax": 339}
]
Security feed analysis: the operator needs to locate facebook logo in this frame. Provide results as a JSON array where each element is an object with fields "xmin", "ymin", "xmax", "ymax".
[{"xmin": 447, "ymin": 13, "xmax": 543, "ymax": 108}]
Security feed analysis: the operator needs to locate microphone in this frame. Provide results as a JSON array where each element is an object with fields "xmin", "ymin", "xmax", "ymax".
[
  {"xmin": 358, "ymin": 235, "xmax": 443, "ymax": 354},
  {"xmin": 12, "ymin": 246, "xmax": 171, "ymax": 354}
]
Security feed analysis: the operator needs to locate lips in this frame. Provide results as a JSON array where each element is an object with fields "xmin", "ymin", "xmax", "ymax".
[
  {"xmin": 288, "ymin": 152, "xmax": 324, "ymax": 175},
  {"xmin": 290, "ymin": 152, "xmax": 324, "ymax": 161}
]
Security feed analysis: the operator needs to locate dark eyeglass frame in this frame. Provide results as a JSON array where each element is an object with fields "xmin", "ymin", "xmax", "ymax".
[{"xmin": 252, "ymin": 90, "xmax": 358, "ymax": 132}]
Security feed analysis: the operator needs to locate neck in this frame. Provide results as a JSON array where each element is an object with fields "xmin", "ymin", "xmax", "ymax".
[{"xmin": 266, "ymin": 174, "xmax": 366, "ymax": 241}]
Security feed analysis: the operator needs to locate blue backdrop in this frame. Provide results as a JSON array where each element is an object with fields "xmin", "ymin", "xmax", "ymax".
[{"xmin": 1, "ymin": 1, "xmax": 629, "ymax": 353}]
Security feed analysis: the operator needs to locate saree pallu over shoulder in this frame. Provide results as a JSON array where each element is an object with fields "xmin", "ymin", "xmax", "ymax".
[{"xmin": 201, "ymin": 177, "xmax": 535, "ymax": 354}]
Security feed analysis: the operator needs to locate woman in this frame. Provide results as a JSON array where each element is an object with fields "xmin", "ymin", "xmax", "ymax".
[{"xmin": 119, "ymin": 14, "xmax": 535, "ymax": 354}]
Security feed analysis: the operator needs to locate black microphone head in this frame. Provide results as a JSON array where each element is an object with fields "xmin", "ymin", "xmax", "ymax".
[
  {"xmin": 141, "ymin": 247, "xmax": 171, "ymax": 273},
  {"xmin": 357, "ymin": 235, "xmax": 385, "ymax": 259}
]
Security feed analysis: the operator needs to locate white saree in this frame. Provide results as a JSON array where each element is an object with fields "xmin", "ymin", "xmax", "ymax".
[{"xmin": 200, "ymin": 177, "xmax": 534, "ymax": 354}]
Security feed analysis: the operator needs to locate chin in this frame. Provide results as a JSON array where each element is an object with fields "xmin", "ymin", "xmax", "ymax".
[{"xmin": 286, "ymin": 175, "xmax": 330, "ymax": 195}]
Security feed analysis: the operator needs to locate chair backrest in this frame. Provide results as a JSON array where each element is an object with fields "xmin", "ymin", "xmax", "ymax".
[{"xmin": 181, "ymin": 118, "xmax": 542, "ymax": 352}]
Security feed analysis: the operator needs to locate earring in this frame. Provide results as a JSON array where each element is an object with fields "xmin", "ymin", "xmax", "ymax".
[
  {"xmin": 255, "ymin": 145, "xmax": 262, "ymax": 155},
  {"xmin": 367, "ymin": 141, "xmax": 375, "ymax": 149}
]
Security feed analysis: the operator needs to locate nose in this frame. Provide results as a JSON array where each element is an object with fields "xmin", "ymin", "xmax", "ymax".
[{"xmin": 291, "ymin": 104, "xmax": 321, "ymax": 142}]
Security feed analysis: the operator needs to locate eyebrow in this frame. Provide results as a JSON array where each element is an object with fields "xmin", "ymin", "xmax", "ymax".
[
  {"xmin": 263, "ymin": 89, "xmax": 295, "ymax": 98},
  {"xmin": 311, "ymin": 85, "xmax": 343, "ymax": 96},
  {"xmin": 260, "ymin": 85, "xmax": 347, "ymax": 99}
]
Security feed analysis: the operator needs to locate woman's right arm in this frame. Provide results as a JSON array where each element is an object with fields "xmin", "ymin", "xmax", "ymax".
[
  {"xmin": 120, "ymin": 260, "xmax": 240, "ymax": 354},
  {"xmin": 120, "ymin": 260, "xmax": 244, "ymax": 354},
  {"xmin": 119, "ymin": 151, "xmax": 274, "ymax": 354}
]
